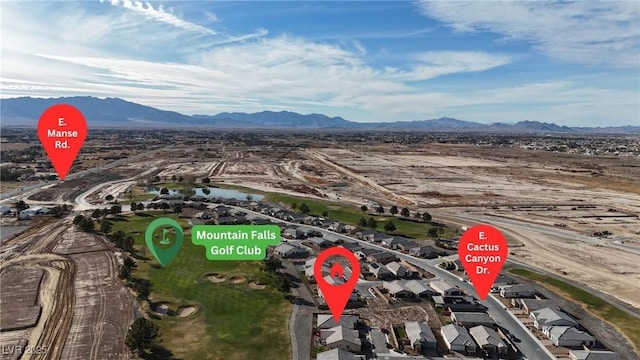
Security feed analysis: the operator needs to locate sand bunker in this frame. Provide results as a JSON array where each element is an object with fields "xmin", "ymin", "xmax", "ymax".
[
  {"xmin": 206, "ymin": 273, "xmax": 227, "ymax": 283},
  {"xmin": 249, "ymin": 281, "xmax": 266, "ymax": 290},
  {"xmin": 177, "ymin": 305, "xmax": 197, "ymax": 317},
  {"xmin": 229, "ymin": 276, "xmax": 246, "ymax": 284}
]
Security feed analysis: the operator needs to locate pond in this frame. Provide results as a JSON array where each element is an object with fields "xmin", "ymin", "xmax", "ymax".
[{"xmin": 145, "ymin": 186, "xmax": 264, "ymax": 201}]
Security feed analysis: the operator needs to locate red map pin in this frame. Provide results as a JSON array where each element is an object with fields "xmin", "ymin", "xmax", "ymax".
[
  {"xmin": 458, "ymin": 224, "xmax": 508, "ymax": 300},
  {"xmin": 37, "ymin": 104, "xmax": 87, "ymax": 180},
  {"xmin": 314, "ymin": 247, "xmax": 360, "ymax": 322}
]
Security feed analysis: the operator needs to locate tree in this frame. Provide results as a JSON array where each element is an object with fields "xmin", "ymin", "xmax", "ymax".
[
  {"xmin": 422, "ymin": 212, "xmax": 432, "ymax": 223},
  {"xmin": 367, "ymin": 217, "xmax": 377, "ymax": 228},
  {"xmin": 202, "ymin": 177, "xmax": 211, "ymax": 184},
  {"xmin": 299, "ymin": 203, "xmax": 310, "ymax": 214},
  {"xmin": 360, "ymin": 205, "xmax": 368, "ymax": 213},
  {"xmin": 358, "ymin": 218, "xmax": 367, "ymax": 228},
  {"xmin": 414, "ymin": 212, "xmax": 422, "ymax": 220},
  {"xmin": 118, "ymin": 265, "xmax": 131, "ymax": 280},
  {"xmin": 384, "ymin": 220, "xmax": 396, "ymax": 232},
  {"xmin": 376, "ymin": 206, "xmax": 384, "ymax": 215},
  {"xmin": 105, "ymin": 194, "xmax": 114, "ymax": 202},
  {"xmin": 291, "ymin": 202, "xmax": 297, "ymax": 210},
  {"xmin": 91, "ymin": 208, "xmax": 103, "ymax": 219},
  {"xmin": 130, "ymin": 202, "xmax": 138, "ymax": 212},
  {"xmin": 427, "ymin": 227, "xmax": 439, "ymax": 238},
  {"xmin": 100, "ymin": 220, "xmax": 113, "ymax": 235},
  {"xmin": 160, "ymin": 187, "xmax": 169, "ymax": 195},
  {"xmin": 136, "ymin": 203, "xmax": 145, "ymax": 211},
  {"xmin": 202, "ymin": 188, "xmax": 211, "ymax": 195},
  {"xmin": 171, "ymin": 175, "xmax": 177, "ymax": 182},
  {"xmin": 133, "ymin": 279, "xmax": 153, "ymax": 300},
  {"xmin": 264, "ymin": 256, "xmax": 282, "ymax": 273},
  {"xmin": 321, "ymin": 210, "xmax": 328, "ymax": 217},
  {"xmin": 14, "ymin": 200, "xmax": 28, "ymax": 214},
  {"xmin": 390, "ymin": 205, "xmax": 398, "ymax": 217},
  {"xmin": 73, "ymin": 214, "xmax": 85, "ymax": 225},
  {"xmin": 110, "ymin": 205, "xmax": 122, "ymax": 216},
  {"xmin": 246, "ymin": 194, "xmax": 253, "ymax": 202},
  {"xmin": 124, "ymin": 257, "xmax": 137, "ymax": 269},
  {"xmin": 78, "ymin": 217, "xmax": 94, "ymax": 232},
  {"xmin": 125, "ymin": 317, "xmax": 159, "ymax": 356},
  {"xmin": 401, "ymin": 207, "xmax": 410, "ymax": 218}
]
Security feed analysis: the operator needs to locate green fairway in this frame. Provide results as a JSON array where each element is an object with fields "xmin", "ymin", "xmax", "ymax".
[
  {"xmin": 111, "ymin": 213, "xmax": 292, "ymax": 360},
  {"xmin": 216, "ymin": 183, "xmax": 456, "ymax": 240},
  {"xmin": 509, "ymin": 268, "xmax": 640, "ymax": 351}
]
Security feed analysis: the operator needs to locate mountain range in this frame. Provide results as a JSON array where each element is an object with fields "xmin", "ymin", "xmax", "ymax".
[{"xmin": 1, "ymin": 96, "xmax": 637, "ymax": 133}]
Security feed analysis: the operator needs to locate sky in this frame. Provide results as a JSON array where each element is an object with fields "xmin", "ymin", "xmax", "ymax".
[{"xmin": 1, "ymin": 1, "xmax": 639, "ymax": 126}]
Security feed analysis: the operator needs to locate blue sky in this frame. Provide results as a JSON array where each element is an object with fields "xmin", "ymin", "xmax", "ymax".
[{"xmin": 1, "ymin": 1, "xmax": 639, "ymax": 126}]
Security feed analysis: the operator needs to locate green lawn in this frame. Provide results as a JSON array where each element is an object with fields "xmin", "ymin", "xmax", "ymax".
[
  {"xmin": 111, "ymin": 213, "xmax": 292, "ymax": 360},
  {"xmin": 216, "ymin": 183, "xmax": 456, "ymax": 240},
  {"xmin": 509, "ymin": 268, "xmax": 640, "ymax": 351}
]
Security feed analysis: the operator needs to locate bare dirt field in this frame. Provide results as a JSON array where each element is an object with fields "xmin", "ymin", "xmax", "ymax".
[
  {"xmin": 146, "ymin": 140, "xmax": 639, "ymax": 313},
  {"xmin": 0, "ymin": 222, "xmax": 136, "ymax": 360}
]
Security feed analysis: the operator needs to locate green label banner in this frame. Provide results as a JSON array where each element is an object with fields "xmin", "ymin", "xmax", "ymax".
[{"xmin": 191, "ymin": 225, "xmax": 282, "ymax": 260}]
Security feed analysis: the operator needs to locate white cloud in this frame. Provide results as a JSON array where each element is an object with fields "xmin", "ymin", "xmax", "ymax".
[
  {"xmin": 107, "ymin": 0, "xmax": 216, "ymax": 35},
  {"xmin": 418, "ymin": 1, "xmax": 640, "ymax": 67},
  {"xmin": 387, "ymin": 51, "xmax": 510, "ymax": 81}
]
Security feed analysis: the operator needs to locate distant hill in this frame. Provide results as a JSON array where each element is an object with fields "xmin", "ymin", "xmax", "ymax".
[
  {"xmin": 1, "ymin": 96, "xmax": 638, "ymax": 133},
  {"xmin": 0, "ymin": 96, "xmax": 191, "ymax": 125}
]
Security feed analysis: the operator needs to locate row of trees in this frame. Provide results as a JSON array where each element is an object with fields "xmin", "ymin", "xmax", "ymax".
[
  {"xmin": 357, "ymin": 217, "xmax": 397, "ymax": 232},
  {"xmin": 360, "ymin": 204, "xmax": 432, "ymax": 222}
]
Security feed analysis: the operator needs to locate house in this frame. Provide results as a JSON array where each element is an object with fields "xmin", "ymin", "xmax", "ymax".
[
  {"xmin": 287, "ymin": 212, "xmax": 308, "ymax": 223},
  {"xmin": 363, "ymin": 232, "xmax": 390, "ymax": 243},
  {"xmin": 296, "ymin": 226, "xmax": 319, "ymax": 238},
  {"xmin": 409, "ymin": 245, "xmax": 438, "ymax": 258},
  {"xmin": 316, "ymin": 348, "xmax": 365, "ymax": 360},
  {"xmin": 215, "ymin": 216, "xmax": 236, "ymax": 225},
  {"xmin": 340, "ymin": 242, "xmax": 362, "ymax": 252},
  {"xmin": 514, "ymin": 298, "xmax": 559, "ymax": 314},
  {"xmin": 355, "ymin": 229, "xmax": 377, "ymax": 240},
  {"xmin": 383, "ymin": 281, "xmax": 414, "ymax": 299},
  {"xmin": 343, "ymin": 225, "xmax": 358, "ymax": 234},
  {"xmin": 404, "ymin": 280, "xmax": 432, "ymax": 298},
  {"xmin": 328, "ymin": 221, "xmax": 346, "ymax": 232},
  {"xmin": 368, "ymin": 263, "xmax": 394, "ymax": 280},
  {"xmin": 282, "ymin": 227, "xmax": 298, "ymax": 239},
  {"xmin": 317, "ymin": 314, "xmax": 359, "ymax": 330},
  {"xmin": 22, "ymin": 206, "xmax": 49, "ymax": 216},
  {"xmin": 530, "ymin": 308, "xmax": 578, "ymax": 329},
  {"xmin": 569, "ymin": 349, "xmax": 620, "ymax": 360},
  {"xmin": 251, "ymin": 218, "xmax": 273, "ymax": 225},
  {"xmin": 500, "ymin": 284, "xmax": 535, "ymax": 298},
  {"xmin": 469, "ymin": 325, "xmax": 507, "ymax": 355},
  {"xmin": 396, "ymin": 239, "xmax": 419, "ymax": 251},
  {"xmin": 546, "ymin": 326, "xmax": 595, "ymax": 347},
  {"xmin": 451, "ymin": 312, "xmax": 496, "ymax": 328},
  {"xmin": 273, "ymin": 243, "xmax": 308, "ymax": 258},
  {"xmin": 355, "ymin": 248, "xmax": 379, "ymax": 260},
  {"xmin": 405, "ymin": 321, "xmax": 436, "ymax": 353},
  {"xmin": 386, "ymin": 261, "xmax": 410, "ymax": 278},
  {"xmin": 381, "ymin": 236, "xmax": 404, "ymax": 248},
  {"xmin": 309, "ymin": 237, "xmax": 332, "ymax": 248},
  {"xmin": 212, "ymin": 205, "xmax": 232, "ymax": 217},
  {"xmin": 366, "ymin": 251, "xmax": 398, "ymax": 265},
  {"xmin": 430, "ymin": 280, "xmax": 463, "ymax": 297},
  {"xmin": 321, "ymin": 325, "xmax": 362, "ymax": 352},
  {"xmin": 441, "ymin": 323, "xmax": 477, "ymax": 354},
  {"xmin": 323, "ymin": 234, "xmax": 344, "ymax": 245}
]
